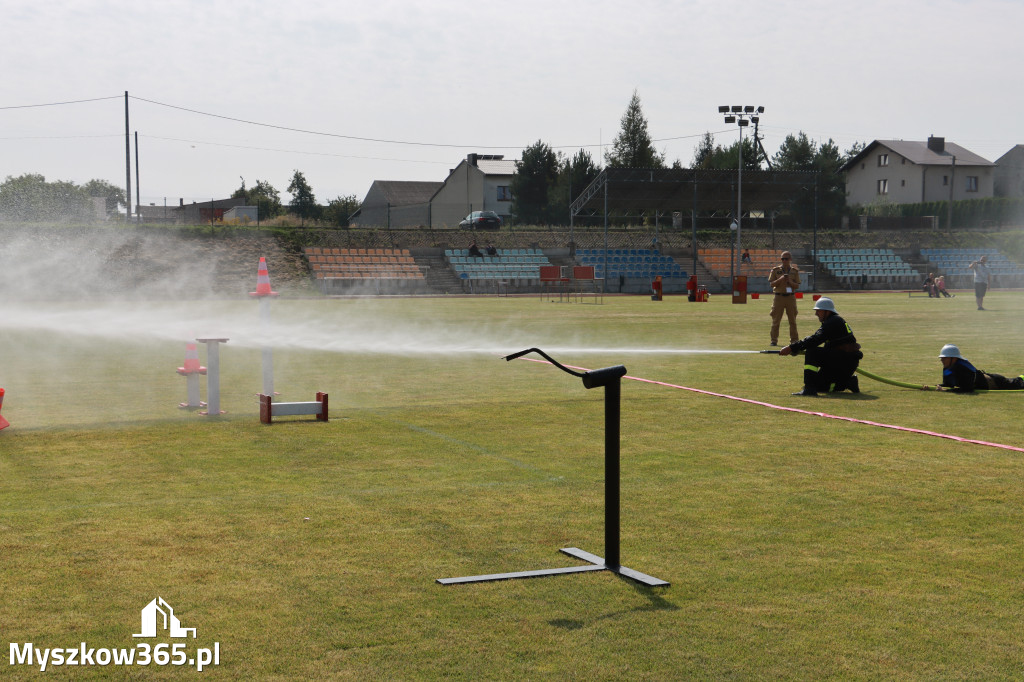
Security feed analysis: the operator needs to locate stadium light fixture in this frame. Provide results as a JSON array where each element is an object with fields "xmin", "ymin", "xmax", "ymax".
[{"xmin": 718, "ymin": 105, "xmax": 765, "ymax": 289}]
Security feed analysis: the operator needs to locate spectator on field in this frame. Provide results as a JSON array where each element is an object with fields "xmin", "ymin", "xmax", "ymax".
[
  {"xmin": 923, "ymin": 273, "xmax": 937, "ymax": 297},
  {"xmin": 468, "ymin": 240, "xmax": 483, "ymax": 258},
  {"xmin": 936, "ymin": 275, "xmax": 953, "ymax": 298},
  {"xmin": 969, "ymin": 255, "xmax": 990, "ymax": 310},
  {"xmin": 486, "ymin": 243, "xmax": 498, "ymax": 256}
]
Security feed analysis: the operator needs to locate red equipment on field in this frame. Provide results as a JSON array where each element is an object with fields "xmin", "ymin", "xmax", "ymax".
[
  {"xmin": 651, "ymin": 275, "xmax": 663, "ymax": 301},
  {"xmin": 0, "ymin": 388, "xmax": 10, "ymax": 431}
]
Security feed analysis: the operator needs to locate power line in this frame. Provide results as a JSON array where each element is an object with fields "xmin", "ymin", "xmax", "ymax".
[
  {"xmin": 131, "ymin": 95, "xmax": 522, "ymax": 150},
  {"xmin": 142, "ymin": 134, "xmax": 453, "ymax": 165},
  {"xmin": 131, "ymin": 95, "xmax": 728, "ymax": 152},
  {"xmin": 0, "ymin": 93, "xmax": 744, "ymax": 159},
  {"xmin": 0, "ymin": 95, "xmax": 121, "ymax": 110},
  {"xmin": 0, "ymin": 134, "xmax": 121, "ymax": 141}
]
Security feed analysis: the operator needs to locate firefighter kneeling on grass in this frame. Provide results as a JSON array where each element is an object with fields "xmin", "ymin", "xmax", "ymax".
[{"xmin": 780, "ymin": 297, "xmax": 863, "ymax": 396}]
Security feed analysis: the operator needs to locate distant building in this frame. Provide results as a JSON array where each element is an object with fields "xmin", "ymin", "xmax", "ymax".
[
  {"xmin": 136, "ymin": 202, "xmax": 177, "ymax": 223},
  {"xmin": 842, "ymin": 136, "xmax": 995, "ymax": 207},
  {"xmin": 430, "ymin": 154, "xmax": 516, "ymax": 227},
  {"xmin": 349, "ymin": 181, "xmax": 442, "ymax": 228},
  {"xmin": 224, "ymin": 206, "xmax": 258, "ymax": 223},
  {"xmin": 175, "ymin": 198, "xmax": 245, "ymax": 224},
  {"xmin": 994, "ymin": 145, "xmax": 1024, "ymax": 198}
]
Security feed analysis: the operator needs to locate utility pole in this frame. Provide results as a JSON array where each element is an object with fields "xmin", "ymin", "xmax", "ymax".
[
  {"xmin": 947, "ymin": 156, "xmax": 956, "ymax": 230},
  {"xmin": 134, "ymin": 131, "xmax": 140, "ymax": 222},
  {"xmin": 124, "ymin": 91, "xmax": 132, "ymax": 222}
]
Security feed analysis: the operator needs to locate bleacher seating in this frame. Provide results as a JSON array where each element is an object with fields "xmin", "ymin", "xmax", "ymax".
[
  {"xmin": 304, "ymin": 247, "xmax": 425, "ymax": 281},
  {"xmin": 575, "ymin": 249, "xmax": 686, "ymax": 280},
  {"xmin": 816, "ymin": 248, "xmax": 917, "ymax": 287},
  {"xmin": 921, "ymin": 248, "xmax": 1024, "ymax": 285},
  {"xmin": 698, "ymin": 248, "xmax": 776, "ymax": 278},
  {"xmin": 445, "ymin": 248, "xmax": 551, "ymax": 281}
]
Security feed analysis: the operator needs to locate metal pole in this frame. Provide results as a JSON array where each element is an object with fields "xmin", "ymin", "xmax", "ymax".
[
  {"xmin": 948, "ymin": 156, "xmax": 956, "ymax": 229},
  {"xmin": 260, "ymin": 297, "xmax": 274, "ymax": 396},
  {"xmin": 813, "ymin": 176, "xmax": 819, "ymax": 292},
  {"xmin": 737, "ymin": 125, "xmax": 743, "ymax": 275},
  {"xmin": 134, "ymin": 131, "xmax": 140, "ymax": 222},
  {"xmin": 124, "ymin": 91, "xmax": 131, "ymax": 222},
  {"xmin": 437, "ymin": 350, "xmax": 666, "ymax": 587},
  {"xmin": 603, "ymin": 178, "xmax": 609, "ymax": 294},
  {"xmin": 692, "ymin": 177, "xmax": 698, "ymax": 280},
  {"xmin": 604, "ymin": 375, "xmax": 621, "ymax": 569},
  {"xmin": 197, "ymin": 338, "xmax": 229, "ymax": 416}
]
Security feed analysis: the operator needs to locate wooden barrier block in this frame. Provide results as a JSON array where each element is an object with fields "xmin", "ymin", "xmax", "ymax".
[{"xmin": 259, "ymin": 392, "xmax": 328, "ymax": 424}]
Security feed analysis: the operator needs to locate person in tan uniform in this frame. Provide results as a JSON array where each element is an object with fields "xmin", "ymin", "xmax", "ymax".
[{"xmin": 768, "ymin": 251, "xmax": 800, "ymax": 346}]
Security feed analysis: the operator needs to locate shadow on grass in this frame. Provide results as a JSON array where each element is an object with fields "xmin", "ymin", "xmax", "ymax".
[
  {"xmin": 548, "ymin": 575, "xmax": 678, "ymax": 631},
  {"xmin": 824, "ymin": 392, "xmax": 880, "ymax": 401}
]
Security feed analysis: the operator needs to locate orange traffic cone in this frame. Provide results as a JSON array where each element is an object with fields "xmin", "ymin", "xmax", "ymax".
[
  {"xmin": 176, "ymin": 343, "xmax": 208, "ymax": 376},
  {"xmin": 0, "ymin": 388, "xmax": 10, "ymax": 431},
  {"xmin": 249, "ymin": 257, "xmax": 279, "ymax": 297}
]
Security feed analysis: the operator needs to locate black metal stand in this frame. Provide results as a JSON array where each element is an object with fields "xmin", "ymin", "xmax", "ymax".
[{"xmin": 437, "ymin": 348, "xmax": 668, "ymax": 588}]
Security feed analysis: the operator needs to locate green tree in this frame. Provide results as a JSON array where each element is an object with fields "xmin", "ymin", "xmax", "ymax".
[
  {"xmin": 0, "ymin": 173, "xmax": 94, "ymax": 222},
  {"xmin": 287, "ymin": 170, "xmax": 318, "ymax": 225},
  {"xmin": 232, "ymin": 177, "xmax": 282, "ymax": 220},
  {"xmin": 511, "ymin": 140, "xmax": 560, "ymax": 225},
  {"xmin": 692, "ymin": 134, "xmax": 759, "ymax": 171},
  {"xmin": 692, "ymin": 132, "xmax": 716, "ymax": 169},
  {"xmin": 550, "ymin": 148, "xmax": 600, "ymax": 224},
  {"xmin": 323, "ymin": 194, "xmax": 360, "ymax": 227},
  {"xmin": 81, "ymin": 179, "xmax": 126, "ymax": 217},
  {"xmin": 770, "ymin": 132, "xmax": 852, "ymax": 227},
  {"xmin": 772, "ymin": 132, "xmax": 816, "ymax": 170},
  {"xmin": 605, "ymin": 90, "xmax": 664, "ymax": 169}
]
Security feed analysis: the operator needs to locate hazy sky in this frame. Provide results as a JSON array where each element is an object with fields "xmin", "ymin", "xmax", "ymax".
[{"xmin": 3, "ymin": 0, "xmax": 1021, "ymax": 209}]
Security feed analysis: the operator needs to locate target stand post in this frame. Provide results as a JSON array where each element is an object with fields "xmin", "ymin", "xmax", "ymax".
[{"xmin": 437, "ymin": 348, "xmax": 668, "ymax": 588}]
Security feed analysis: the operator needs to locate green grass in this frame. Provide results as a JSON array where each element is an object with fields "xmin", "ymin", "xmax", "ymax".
[{"xmin": 3, "ymin": 291, "xmax": 1024, "ymax": 679}]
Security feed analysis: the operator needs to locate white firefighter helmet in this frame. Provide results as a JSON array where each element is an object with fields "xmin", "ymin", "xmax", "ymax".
[
  {"xmin": 938, "ymin": 344, "xmax": 962, "ymax": 359},
  {"xmin": 813, "ymin": 297, "xmax": 836, "ymax": 312}
]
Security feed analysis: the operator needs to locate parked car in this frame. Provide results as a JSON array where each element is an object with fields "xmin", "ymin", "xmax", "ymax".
[{"xmin": 459, "ymin": 211, "xmax": 502, "ymax": 230}]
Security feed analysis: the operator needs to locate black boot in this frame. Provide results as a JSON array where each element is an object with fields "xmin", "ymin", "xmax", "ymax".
[
  {"xmin": 791, "ymin": 386, "xmax": 818, "ymax": 396},
  {"xmin": 847, "ymin": 375, "xmax": 859, "ymax": 393}
]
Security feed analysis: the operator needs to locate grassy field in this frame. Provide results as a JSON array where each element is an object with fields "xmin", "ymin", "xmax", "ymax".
[{"xmin": 3, "ymin": 290, "xmax": 1024, "ymax": 680}]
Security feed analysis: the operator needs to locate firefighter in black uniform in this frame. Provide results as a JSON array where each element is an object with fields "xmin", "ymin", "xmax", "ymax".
[
  {"xmin": 780, "ymin": 297, "xmax": 863, "ymax": 396},
  {"xmin": 937, "ymin": 344, "xmax": 1024, "ymax": 392}
]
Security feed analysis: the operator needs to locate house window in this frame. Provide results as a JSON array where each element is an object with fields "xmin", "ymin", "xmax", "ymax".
[
  {"xmin": 877, "ymin": 179, "xmax": 888, "ymax": 195},
  {"xmin": 943, "ymin": 176, "xmax": 948, "ymax": 186},
  {"xmin": 496, "ymin": 186, "xmax": 512, "ymax": 201},
  {"xmin": 878, "ymin": 153, "xmax": 889, "ymax": 167},
  {"xmin": 901, "ymin": 179, "xmax": 905, "ymax": 187},
  {"xmin": 966, "ymin": 176, "xmax": 979, "ymax": 192}
]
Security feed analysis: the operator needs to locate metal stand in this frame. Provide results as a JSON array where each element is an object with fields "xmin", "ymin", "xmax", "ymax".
[
  {"xmin": 437, "ymin": 348, "xmax": 668, "ymax": 588},
  {"xmin": 196, "ymin": 338, "xmax": 229, "ymax": 416}
]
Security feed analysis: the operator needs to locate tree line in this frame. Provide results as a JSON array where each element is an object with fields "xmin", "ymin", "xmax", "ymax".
[
  {"xmin": 511, "ymin": 90, "xmax": 866, "ymax": 227},
  {"xmin": 0, "ymin": 170, "xmax": 360, "ymax": 227}
]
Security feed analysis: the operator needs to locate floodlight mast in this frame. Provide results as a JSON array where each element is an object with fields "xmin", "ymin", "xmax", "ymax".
[{"xmin": 717, "ymin": 105, "xmax": 765, "ymax": 283}]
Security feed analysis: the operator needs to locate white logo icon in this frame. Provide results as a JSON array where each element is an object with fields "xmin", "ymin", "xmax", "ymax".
[{"xmin": 132, "ymin": 597, "xmax": 197, "ymax": 639}]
